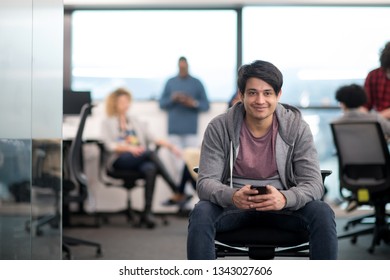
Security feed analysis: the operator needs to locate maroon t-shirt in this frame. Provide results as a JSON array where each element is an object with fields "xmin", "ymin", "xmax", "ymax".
[{"xmin": 233, "ymin": 115, "xmax": 278, "ymax": 180}]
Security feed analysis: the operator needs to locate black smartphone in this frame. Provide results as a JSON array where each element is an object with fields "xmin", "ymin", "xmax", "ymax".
[{"xmin": 250, "ymin": 185, "xmax": 267, "ymax": 195}]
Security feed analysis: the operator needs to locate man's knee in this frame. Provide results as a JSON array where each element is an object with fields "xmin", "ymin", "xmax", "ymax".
[
  {"xmin": 315, "ymin": 200, "xmax": 334, "ymax": 216},
  {"xmin": 189, "ymin": 201, "xmax": 221, "ymax": 225},
  {"xmin": 305, "ymin": 200, "xmax": 335, "ymax": 222}
]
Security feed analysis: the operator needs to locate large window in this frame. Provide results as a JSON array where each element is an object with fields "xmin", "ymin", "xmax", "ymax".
[
  {"xmin": 243, "ymin": 6, "xmax": 390, "ymax": 107},
  {"xmin": 242, "ymin": 6, "xmax": 390, "ymax": 199},
  {"xmin": 71, "ymin": 10, "xmax": 237, "ymax": 101}
]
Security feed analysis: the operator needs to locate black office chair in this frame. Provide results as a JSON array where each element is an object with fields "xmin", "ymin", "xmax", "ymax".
[
  {"xmin": 26, "ymin": 141, "xmax": 61, "ymax": 236},
  {"xmin": 330, "ymin": 120, "xmax": 390, "ymax": 253},
  {"xmin": 62, "ymin": 103, "xmax": 102, "ymax": 259},
  {"xmin": 97, "ymin": 143, "xmax": 169, "ymax": 228},
  {"xmin": 193, "ymin": 167, "xmax": 331, "ymax": 259}
]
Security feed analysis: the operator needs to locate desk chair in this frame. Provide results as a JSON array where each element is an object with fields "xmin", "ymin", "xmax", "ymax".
[
  {"xmin": 63, "ymin": 103, "xmax": 102, "ymax": 259},
  {"xmin": 193, "ymin": 167, "xmax": 331, "ymax": 259},
  {"xmin": 25, "ymin": 142, "xmax": 61, "ymax": 236},
  {"xmin": 97, "ymin": 144, "xmax": 168, "ymax": 228},
  {"xmin": 330, "ymin": 120, "xmax": 390, "ymax": 253}
]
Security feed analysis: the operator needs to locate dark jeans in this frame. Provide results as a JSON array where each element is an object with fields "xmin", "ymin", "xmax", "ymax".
[
  {"xmin": 113, "ymin": 150, "xmax": 178, "ymax": 215},
  {"xmin": 187, "ymin": 200, "xmax": 338, "ymax": 260},
  {"xmin": 113, "ymin": 150, "xmax": 177, "ymax": 193},
  {"xmin": 113, "ymin": 150, "xmax": 155, "ymax": 174}
]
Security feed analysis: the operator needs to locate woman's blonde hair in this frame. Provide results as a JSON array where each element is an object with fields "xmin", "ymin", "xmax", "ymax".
[{"xmin": 105, "ymin": 87, "xmax": 132, "ymax": 117}]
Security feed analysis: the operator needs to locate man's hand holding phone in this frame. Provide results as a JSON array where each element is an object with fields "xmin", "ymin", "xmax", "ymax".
[
  {"xmin": 250, "ymin": 185, "xmax": 267, "ymax": 195},
  {"xmin": 233, "ymin": 184, "xmax": 286, "ymax": 211},
  {"xmin": 247, "ymin": 185, "xmax": 286, "ymax": 211}
]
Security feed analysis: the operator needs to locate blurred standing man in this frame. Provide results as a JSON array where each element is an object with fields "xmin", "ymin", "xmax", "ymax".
[
  {"xmin": 159, "ymin": 56, "xmax": 210, "ymax": 149},
  {"xmin": 364, "ymin": 41, "xmax": 390, "ymax": 119}
]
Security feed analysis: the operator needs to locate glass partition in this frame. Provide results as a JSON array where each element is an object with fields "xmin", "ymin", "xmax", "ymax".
[
  {"xmin": 0, "ymin": 0, "xmax": 33, "ymax": 260},
  {"xmin": 0, "ymin": 139, "xmax": 32, "ymax": 259},
  {"xmin": 31, "ymin": 0, "xmax": 63, "ymax": 260},
  {"xmin": 0, "ymin": 0, "xmax": 63, "ymax": 259}
]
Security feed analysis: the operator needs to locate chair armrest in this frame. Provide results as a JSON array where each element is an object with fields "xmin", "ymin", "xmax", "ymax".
[{"xmin": 320, "ymin": 169, "xmax": 332, "ymax": 183}]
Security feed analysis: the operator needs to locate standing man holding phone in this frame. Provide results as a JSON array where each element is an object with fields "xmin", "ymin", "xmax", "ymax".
[{"xmin": 159, "ymin": 56, "xmax": 210, "ymax": 149}]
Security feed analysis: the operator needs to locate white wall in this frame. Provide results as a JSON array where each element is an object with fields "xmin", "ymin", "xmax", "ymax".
[{"xmin": 63, "ymin": 100, "xmax": 228, "ymax": 142}]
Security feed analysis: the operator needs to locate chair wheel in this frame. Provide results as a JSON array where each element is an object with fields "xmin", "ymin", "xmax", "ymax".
[
  {"xmin": 96, "ymin": 248, "xmax": 103, "ymax": 257},
  {"xmin": 63, "ymin": 251, "xmax": 72, "ymax": 260}
]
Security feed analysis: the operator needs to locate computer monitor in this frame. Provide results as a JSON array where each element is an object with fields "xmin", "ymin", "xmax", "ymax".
[{"xmin": 63, "ymin": 90, "xmax": 92, "ymax": 116}]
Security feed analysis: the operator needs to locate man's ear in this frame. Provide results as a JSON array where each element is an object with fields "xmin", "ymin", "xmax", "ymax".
[{"xmin": 239, "ymin": 91, "xmax": 244, "ymax": 100}]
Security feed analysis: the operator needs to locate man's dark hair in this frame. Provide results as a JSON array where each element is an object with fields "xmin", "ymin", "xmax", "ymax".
[
  {"xmin": 179, "ymin": 56, "xmax": 187, "ymax": 63},
  {"xmin": 237, "ymin": 60, "xmax": 283, "ymax": 95},
  {"xmin": 379, "ymin": 41, "xmax": 390, "ymax": 69},
  {"xmin": 335, "ymin": 84, "xmax": 367, "ymax": 109}
]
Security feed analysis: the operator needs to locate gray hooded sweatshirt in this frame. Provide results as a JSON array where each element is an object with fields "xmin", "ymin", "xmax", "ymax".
[{"xmin": 196, "ymin": 102, "xmax": 323, "ymax": 211}]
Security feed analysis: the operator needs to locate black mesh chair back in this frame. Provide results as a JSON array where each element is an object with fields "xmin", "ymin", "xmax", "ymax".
[
  {"xmin": 330, "ymin": 120, "xmax": 390, "ymax": 253},
  {"xmin": 331, "ymin": 121, "xmax": 390, "ymax": 193},
  {"xmin": 66, "ymin": 103, "xmax": 94, "ymax": 201}
]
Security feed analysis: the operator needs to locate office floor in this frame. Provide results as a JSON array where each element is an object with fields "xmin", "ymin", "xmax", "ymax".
[{"xmin": 63, "ymin": 204, "xmax": 390, "ymax": 260}]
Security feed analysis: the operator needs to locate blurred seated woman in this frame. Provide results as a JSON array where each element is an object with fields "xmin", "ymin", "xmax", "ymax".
[{"xmin": 101, "ymin": 88, "xmax": 180, "ymax": 229}]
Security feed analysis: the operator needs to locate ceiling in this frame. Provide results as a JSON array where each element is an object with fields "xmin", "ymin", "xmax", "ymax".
[{"xmin": 63, "ymin": 0, "xmax": 390, "ymax": 8}]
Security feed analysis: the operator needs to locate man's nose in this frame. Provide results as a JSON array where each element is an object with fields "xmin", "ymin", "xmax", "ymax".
[{"xmin": 255, "ymin": 93, "xmax": 265, "ymax": 103}]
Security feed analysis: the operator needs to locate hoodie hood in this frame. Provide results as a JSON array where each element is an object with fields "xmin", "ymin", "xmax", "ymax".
[{"xmin": 225, "ymin": 101, "xmax": 303, "ymax": 149}]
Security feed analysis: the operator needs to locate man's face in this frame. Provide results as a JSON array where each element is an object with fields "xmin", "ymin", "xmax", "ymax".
[
  {"xmin": 241, "ymin": 77, "xmax": 281, "ymax": 123},
  {"xmin": 179, "ymin": 60, "xmax": 189, "ymax": 77}
]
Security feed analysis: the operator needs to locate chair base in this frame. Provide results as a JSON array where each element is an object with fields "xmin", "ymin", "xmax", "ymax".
[
  {"xmin": 25, "ymin": 214, "xmax": 60, "ymax": 236},
  {"xmin": 63, "ymin": 235, "xmax": 103, "ymax": 260},
  {"xmin": 338, "ymin": 225, "xmax": 390, "ymax": 254},
  {"xmin": 338, "ymin": 203, "xmax": 390, "ymax": 253},
  {"xmin": 215, "ymin": 242, "xmax": 310, "ymax": 260},
  {"xmin": 215, "ymin": 227, "xmax": 309, "ymax": 260}
]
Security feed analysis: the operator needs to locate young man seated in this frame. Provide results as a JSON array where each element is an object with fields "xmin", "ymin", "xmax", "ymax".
[{"xmin": 187, "ymin": 60, "xmax": 338, "ymax": 260}]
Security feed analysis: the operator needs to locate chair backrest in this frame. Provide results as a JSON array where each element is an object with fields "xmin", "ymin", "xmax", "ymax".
[
  {"xmin": 330, "ymin": 120, "xmax": 390, "ymax": 194},
  {"xmin": 66, "ymin": 103, "xmax": 94, "ymax": 199}
]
